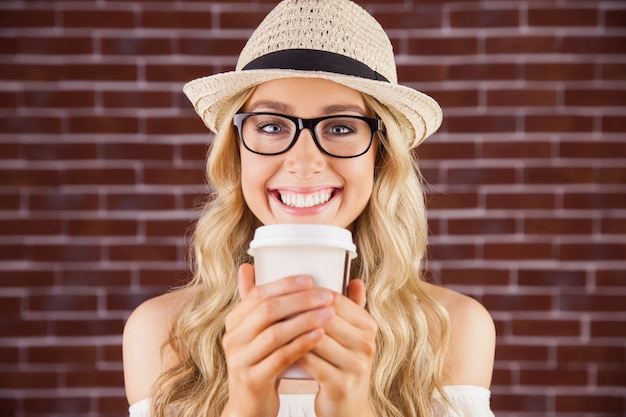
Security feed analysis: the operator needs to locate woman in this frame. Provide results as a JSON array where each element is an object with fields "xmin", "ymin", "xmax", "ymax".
[{"xmin": 123, "ymin": 1, "xmax": 496, "ymax": 416}]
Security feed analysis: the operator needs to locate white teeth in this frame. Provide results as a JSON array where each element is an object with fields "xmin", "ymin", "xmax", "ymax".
[{"xmin": 280, "ymin": 190, "xmax": 332, "ymax": 208}]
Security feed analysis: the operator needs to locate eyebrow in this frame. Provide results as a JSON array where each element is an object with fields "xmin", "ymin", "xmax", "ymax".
[{"xmin": 245, "ymin": 100, "xmax": 367, "ymax": 116}]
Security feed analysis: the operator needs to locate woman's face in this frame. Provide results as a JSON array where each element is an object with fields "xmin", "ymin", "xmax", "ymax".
[{"xmin": 238, "ymin": 77, "xmax": 377, "ymax": 229}]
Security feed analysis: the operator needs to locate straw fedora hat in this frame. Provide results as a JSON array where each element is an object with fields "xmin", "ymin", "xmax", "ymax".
[{"xmin": 183, "ymin": 0, "xmax": 442, "ymax": 148}]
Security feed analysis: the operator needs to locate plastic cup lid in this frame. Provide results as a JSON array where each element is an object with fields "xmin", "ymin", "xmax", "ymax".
[{"xmin": 248, "ymin": 224, "xmax": 357, "ymax": 257}]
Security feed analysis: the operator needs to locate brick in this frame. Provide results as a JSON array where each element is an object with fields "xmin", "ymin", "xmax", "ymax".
[
  {"xmin": 0, "ymin": 270, "xmax": 55, "ymax": 288},
  {"xmin": 482, "ymin": 141, "xmax": 552, "ymax": 159},
  {"xmin": 145, "ymin": 219, "xmax": 193, "ymax": 237},
  {"xmin": 23, "ymin": 143, "xmax": 97, "ymax": 160},
  {"xmin": 446, "ymin": 115, "xmax": 517, "ymax": 133},
  {"xmin": 602, "ymin": 216, "xmax": 626, "ymax": 235},
  {"xmin": 528, "ymin": 7, "xmax": 598, "ymax": 27},
  {"xmin": 563, "ymin": 35, "xmax": 626, "ymax": 54},
  {"xmin": 102, "ymin": 91, "xmax": 173, "ymax": 108},
  {"xmin": 426, "ymin": 192, "xmax": 479, "ymax": 210},
  {"xmin": 103, "ymin": 142, "xmax": 174, "ymax": 160},
  {"xmin": 0, "ymin": 116, "xmax": 61, "ymax": 134},
  {"xmin": 560, "ymin": 140, "xmax": 626, "ymax": 158},
  {"xmin": 27, "ymin": 345, "xmax": 97, "ymax": 364},
  {"xmin": 556, "ymin": 394, "xmax": 624, "ymax": 413},
  {"xmin": 0, "ymin": 297, "xmax": 21, "ymax": 315},
  {"xmin": 486, "ymin": 36, "xmax": 558, "ymax": 54},
  {"xmin": 107, "ymin": 243, "xmax": 179, "ymax": 262},
  {"xmin": 0, "ymin": 91, "xmax": 17, "ymax": 108},
  {"xmin": 0, "ymin": 63, "xmax": 60, "ymax": 81},
  {"xmin": 0, "ymin": 218, "xmax": 61, "ymax": 236},
  {"xmin": 427, "ymin": 89, "xmax": 478, "ymax": 108},
  {"xmin": 106, "ymin": 291, "xmax": 161, "ymax": 311},
  {"xmin": 450, "ymin": 9, "xmax": 519, "ymax": 27},
  {"xmin": 61, "ymin": 269, "xmax": 132, "ymax": 287},
  {"xmin": 565, "ymin": 89, "xmax": 626, "ymax": 107},
  {"xmin": 596, "ymin": 270, "xmax": 626, "ymax": 287},
  {"xmin": 397, "ymin": 64, "xmax": 446, "ymax": 82},
  {"xmin": 525, "ymin": 62, "xmax": 595, "ymax": 81},
  {"xmin": 55, "ymin": 319, "xmax": 124, "ymax": 336},
  {"xmin": 63, "ymin": 63, "xmax": 137, "ymax": 81},
  {"xmin": 23, "ymin": 89, "xmax": 95, "ymax": 108},
  {"xmin": 560, "ymin": 292, "xmax": 626, "ymax": 312},
  {"xmin": 524, "ymin": 167, "xmax": 595, "ymax": 184},
  {"xmin": 525, "ymin": 115, "xmax": 594, "ymax": 133},
  {"xmin": 486, "ymin": 89, "xmax": 557, "ymax": 107},
  {"xmin": 62, "ymin": 10, "xmax": 134, "ymax": 28},
  {"xmin": 0, "ymin": 169, "xmax": 61, "ymax": 187},
  {"xmin": 447, "ymin": 217, "xmax": 516, "ymax": 235},
  {"xmin": 178, "ymin": 37, "xmax": 247, "ymax": 56},
  {"xmin": 103, "ymin": 343, "xmax": 123, "ymax": 362},
  {"xmin": 520, "ymin": 367, "xmax": 588, "ymax": 386},
  {"xmin": 417, "ymin": 141, "xmax": 475, "ymax": 160},
  {"xmin": 407, "ymin": 37, "xmax": 478, "ymax": 56},
  {"xmin": 180, "ymin": 143, "xmax": 209, "ymax": 161},
  {"xmin": 101, "ymin": 37, "xmax": 172, "ymax": 55},
  {"xmin": 440, "ymin": 267, "xmax": 509, "ymax": 286},
  {"xmin": 597, "ymin": 369, "xmax": 626, "ymax": 386},
  {"xmin": 449, "ymin": 63, "xmax": 518, "ymax": 81},
  {"xmin": 143, "ymin": 167, "xmax": 203, "ymax": 185},
  {"xmin": 65, "ymin": 370, "xmax": 124, "ymax": 388},
  {"xmin": 1, "ymin": 371, "xmax": 57, "ymax": 389},
  {"xmin": 557, "ymin": 344, "xmax": 625, "ymax": 364},
  {"xmin": 560, "ymin": 243, "xmax": 626, "ymax": 261},
  {"xmin": 24, "ymin": 397, "xmax": 91, "ymax": 415},
  {"xmin": 495, "ymin": 344, "xmax": 550, "ymax": 363},
  {"xmin": 0, "ymin": 318, "xmax": 47, "ymax": 337},
  {"xmin": 0, "ymin": 9, "xmax": 55, "ymax": 27},
  {"xmin": 525, "ymin": 217, "xmax": 593, "ymax": 235},
  {"xmin": 0, "ymin": 192, "xmax": 20, "ymax": 210},
  {"xmin": 138, "ymin": 268, "xmax": 191, "ymax": 288},
  {"xmin": 28, "ymin": 294, "xmax": 98, "ymax": 312},
  {"xmin": 564, "ymin": 192, "xmax": 626, "ymax": 209},
  {"xmin": 63, "ymin": 168, "xmax": 136, "ymax": 185},
  {"xmin": 67, "ymin": 115, "xmax": 139, "ymax": 133},
  {"xmin": 491, "ymin": 394, "xmax": 548, "ymax": 412},
  {"xmin": 602, "ymin": 115, "xmax": 626, "ymax": 132},
  {"xmin": 145, "ymin": 116, "xmax": 207, "ymax": 134},
  {"xmin": 512, "ymin": 319, "xmax": 581, "ymax": 337},
  {"xmin": 68, "ymin": 218, "xmax": 138, "ymax": 236},
  {"xmin": 483, "ymin": 293, "xmax": 552, "ymax": 311},
  {"xmin": 29, "ymin": 192, "xmax": 99, "ymax": 211},
  {"xmin": 372, "ymin": 9, "xmax": 442, "ymax": 29},
  {"xmin": 447, "ymin": 167, "xmax": 517, "ymax": 185},
  {"xmin": 518, "ymin": 269, "xmax": 586, "ymax": 287},
  {"xmin": 591, "ymin": 321, "xmax": 626, "ymax": 338},
  {"xmin": 602, "ymin": 62, "xmax": 626, "ymax": 80},
  {"xmin": 29, "ymin": 244, "xmax": 101, "ymax": 262},
  {"xmin": 16, "ymin": 36, "xmax": 92, "ymax": 55},
  {"xmin": 0, "ymin": 347, "xmax": 18, "ymax": 364},
  {"xmin": 106, "ymin": 193, "xmax": 176, "ymax": 210},
  {"xmin": 429, "ymin": 243, "xmax": 477, "ymax": 261},
  {"xmin": 141, "ymin": 10, "xmax": 213, "ymax": 29},
  {"xmin": 485, "ymin": 192, "xmax": 556, "ymax": 210}
]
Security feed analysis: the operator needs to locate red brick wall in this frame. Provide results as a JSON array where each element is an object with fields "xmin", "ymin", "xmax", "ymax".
[{"xmin": 1, "ymin": 1, "xmax": 624, "ymax": 416}]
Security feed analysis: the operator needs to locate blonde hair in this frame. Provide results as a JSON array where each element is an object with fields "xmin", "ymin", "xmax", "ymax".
[{"xmin": 150, "ymin": 87, "xmax": 450, "ymax": 417}]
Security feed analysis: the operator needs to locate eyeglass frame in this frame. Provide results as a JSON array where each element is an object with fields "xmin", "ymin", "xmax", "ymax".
[{"xmin": 233, "ymin": 112, "xmax": 383, "ymax": 159}]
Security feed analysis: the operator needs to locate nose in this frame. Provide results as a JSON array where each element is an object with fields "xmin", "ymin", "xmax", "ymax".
[{"xmin": 284, "ymin": 128, "xmax": 326, "ymax": 177}]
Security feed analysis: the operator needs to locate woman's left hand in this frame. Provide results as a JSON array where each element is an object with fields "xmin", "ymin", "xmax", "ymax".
[{"xmin": 297, "ymin": 279, "xmax": 378, "ymax": 417}]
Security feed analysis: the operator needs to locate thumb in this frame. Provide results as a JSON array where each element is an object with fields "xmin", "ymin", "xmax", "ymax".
[
  {"xmin": 347, "ymin": 278, "xmax": 367, "ymax": 308},
  {"xmin": 237, "ymin": 263, "xmax": 256, "ymax": 299}
]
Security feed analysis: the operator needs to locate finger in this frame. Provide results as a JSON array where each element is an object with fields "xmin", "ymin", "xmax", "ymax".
[
  {"xmin": 347, "ymin": 279, "xmax": 366, "ymax": 308},
  {"xmin": 238, "ymin": 263, "xmax": 256, "ymax": 299}
]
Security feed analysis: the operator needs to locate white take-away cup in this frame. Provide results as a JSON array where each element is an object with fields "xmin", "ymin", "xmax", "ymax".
[{"xmin": 247, "ymin": 224, "xmax": 358, "ymax": 379}]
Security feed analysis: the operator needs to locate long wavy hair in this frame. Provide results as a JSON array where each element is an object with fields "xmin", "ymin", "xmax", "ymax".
[{"xmin": 150, "ymin": 85, "xmax": 450, "ymax": 417}]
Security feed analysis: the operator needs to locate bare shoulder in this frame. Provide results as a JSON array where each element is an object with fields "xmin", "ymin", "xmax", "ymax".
[
  {"xmin": 426, "ymin": 282, "xmax": 496, "ymax": 388},
  {"xmin": 122, "ymin": 286, "xmax": 199, "ymax": 405}
]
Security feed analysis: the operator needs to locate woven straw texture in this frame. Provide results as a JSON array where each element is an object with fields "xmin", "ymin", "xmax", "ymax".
[{"xmin": 183, "ymin": 0, "xmax": 442, "ymax": 148}]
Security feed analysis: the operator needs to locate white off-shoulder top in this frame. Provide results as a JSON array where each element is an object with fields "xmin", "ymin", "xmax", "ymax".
[{"xmin": 129, "ymin": 385, "xmax": 494, "ymax": 416}]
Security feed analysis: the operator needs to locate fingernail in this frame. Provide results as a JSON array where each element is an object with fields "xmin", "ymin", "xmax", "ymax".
[{"xmin": 316, "ymin": 290, "xmax": 333, "ymax": 304}]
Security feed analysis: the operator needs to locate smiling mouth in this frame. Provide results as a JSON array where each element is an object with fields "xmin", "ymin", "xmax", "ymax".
[{"xmin": 276, "ymin": 188, "xmax": 336, "ymax": 208}]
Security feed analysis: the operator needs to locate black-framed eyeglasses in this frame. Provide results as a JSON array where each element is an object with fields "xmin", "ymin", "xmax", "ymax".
[{"xmin": 233, "ymin": 112, "xmax": 382, "ymax": 158}]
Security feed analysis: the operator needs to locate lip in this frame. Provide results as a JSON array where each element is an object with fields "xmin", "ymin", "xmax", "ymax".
[{"xmin": 268, "ymin": 186, "xmax": 341, "ymax": 215}]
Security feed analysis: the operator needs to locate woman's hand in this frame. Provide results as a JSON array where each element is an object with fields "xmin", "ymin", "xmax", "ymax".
[
  {"xmin": 298, "ymin": 279, "xmax": 378, "ymax": 417},
  {"xmin": 221, "ymin": 263, "xmax": 335, "ymax": 417}
]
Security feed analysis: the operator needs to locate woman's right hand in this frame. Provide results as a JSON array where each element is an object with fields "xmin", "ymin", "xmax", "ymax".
[{"xmin": 221, "ymin": 263, "xmax": 335, "ymax": 417}]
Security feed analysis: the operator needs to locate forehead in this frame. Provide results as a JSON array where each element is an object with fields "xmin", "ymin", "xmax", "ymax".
[{"xmin": 244, "ymin": 78, "xmax": 367, "ymax": 116}]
